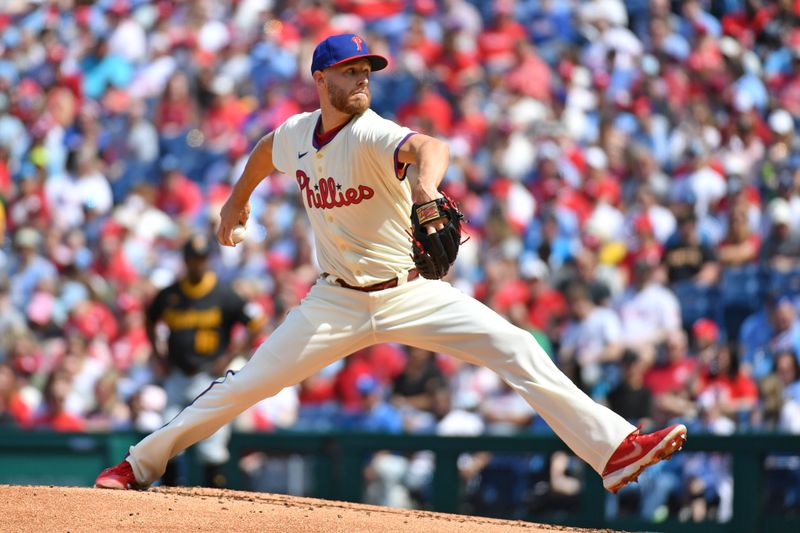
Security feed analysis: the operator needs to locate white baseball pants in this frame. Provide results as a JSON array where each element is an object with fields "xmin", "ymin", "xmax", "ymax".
[
  {"xmin": 162, "ymin": 370, "xmax": 232, "ymax": 466},
  {"xmin": 127, "ymin": 277, "xmax": 635, "ymax": 485}
]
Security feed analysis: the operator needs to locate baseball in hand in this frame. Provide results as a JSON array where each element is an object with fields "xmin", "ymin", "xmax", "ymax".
[{"xmin": 231, "ymin": 225, "xmax": 246, "ymax": 244}]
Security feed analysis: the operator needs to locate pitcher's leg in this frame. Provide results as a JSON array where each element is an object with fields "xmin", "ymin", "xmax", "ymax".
[
  {"xmin": 186, "ymin": 373, "xmax": 233, "ymax": 487},
  {"xmin": 159, "ymin": 371, "xmax": 213, "ymax": 486},
  {"xmin": 377, "ymin": 280, "xmax": 635, "ymax": 474},
  {"xmin": 128, "ymin": 285, "xmax": 373, "ymax": 485}
]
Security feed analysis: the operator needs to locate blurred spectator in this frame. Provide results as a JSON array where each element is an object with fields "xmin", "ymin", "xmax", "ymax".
[
  {"xmin": 0, "ymin": 282, "xmax": 27, "ymax": 360},
  {"xmin": 758, "ymin": 349, "xmax": 800, "ymax": 430},
  {"xmin": 621, "ymin": 212, "xmax": 663, "ymax": 284},
  {"xmin": 741, "ymin": 295, "xmax": 800, "ymax": 382},
  {"xmin": 8, "ymin": 226, "xmax": 57, "ymax": 310},
  {"xmin": 391, "ymin": 347, "xmax": 447, "ymax": 431},
  {"xmin": 236, "ymin": 384, "xmax": 300, "ymax": 433},
  {"xmin": 559, "ymin": 247, "xmax": 612, "ymax": 305},
  {"xmin": 606, "ymin": 350, "xmax": 653, "ymax": 426},
  {"xmin": 761, "ymin": 199, "xmax": 800, "ymax": 271},
  {"xmin": 477, "ymin": 0, "xmax": 527, "ymax": 73},
  {"xmin": 45, "ymin": 147, "xmax": 113, "ymax": 232},
  {"xmin": 480, "ymin": 379, "xmax": 537, "ymax": 435},
  {"xmin": 155, "ymin": 156, "xmax": 203, "ymax": 220},
  {"xmin": 518, "ymin": 254, "xmax": 566, "ymax": 343},
  {"xmin": 692, "ymin": 318, "xmax": 721, "ymax": 365},
  {"xmin": 32, "ymin": 370, "xmax": 86, "ymax": 432},
  {"xmin": 0, "ymin": 362, "xmax": 30, "ymax": 428},
  {"xmin": 696, "ymin": 344, "xmax": 759, "ymax": 430},
  {"xmin": 560, "ymin": 282, "xmax": 624, "ymax": 396},
  {"xmin": 128, "ymin": 383, "xmax": 168, "ymax": 433},
  {"xmin": 663, "ymin": 210, "xmax": 720, "ymax": 285},
  {"xmin": 156, "ymin": 72, "xmax": 198, "ymax": 139},
  {"xmin": 645, "ymin": 330, "xmax": 700, "ymax": 426},
  {"xmin": 342, "ymin": 375, "xmax": 403, "ymax": 433},
  {"xmin": 334, "ymin": 350, "xmax": 379, "ymax": 412},
  {"xmin": 669, "ymin": 145, "xmax": 726, "ymax": 219},
  {"xmin": 616, "ymin": 259, "xmax": 681, "ymax": 358},
  {"xmin": 110, "ymin": 292, "xmax": 149, "ymax": 372},
  {"xmin": 677, "ymin": 453, "xmax": 730, "ymax": 523},
  {"xmin": 85, "ymin": 370, "xmax": 130, "ymax": 432},
  {"xmin": 6, "ymin": 163, "xmax": 50, "ymax": 233},
  {"xmin": 718, "ymin": 206, "xmax": 760, "ymax": 267}
]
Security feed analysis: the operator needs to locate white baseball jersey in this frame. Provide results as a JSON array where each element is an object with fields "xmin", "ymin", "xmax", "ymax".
[{"xmin": 272, "ymin": 109, "xmax": 417, "ymax": 287}]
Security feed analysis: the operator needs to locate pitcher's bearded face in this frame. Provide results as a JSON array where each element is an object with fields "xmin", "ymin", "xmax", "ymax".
[{"xmin": 323, "ymin": 60, "xmax": 372, "ymax": 115}]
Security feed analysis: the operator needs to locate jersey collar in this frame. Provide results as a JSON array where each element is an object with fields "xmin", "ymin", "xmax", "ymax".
[
  {"xmin": 313, "ymin": 113, "xmax": 356, "ymax": 151},
  {"xmin": 180, "ymin": 271, "xmax": 218, "ymax": 300}
]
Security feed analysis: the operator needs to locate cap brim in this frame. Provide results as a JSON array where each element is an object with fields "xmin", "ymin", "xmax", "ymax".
[{"xmin": 323, "ymin": 54, "xmax": 388, "ymax": 72}]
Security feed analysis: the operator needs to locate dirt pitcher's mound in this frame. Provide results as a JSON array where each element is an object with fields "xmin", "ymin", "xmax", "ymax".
[{"xmin": 0, "ymin": 485, "xmax": 617, "ymax": 533}]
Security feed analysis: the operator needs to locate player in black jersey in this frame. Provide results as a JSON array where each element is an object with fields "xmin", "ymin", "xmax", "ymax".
[{"xmin": 146, "ymin": 234, "xmax": 265, "ymax": 487}]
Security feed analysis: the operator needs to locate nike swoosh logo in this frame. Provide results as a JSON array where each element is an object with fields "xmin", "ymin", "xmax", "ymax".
[
  {"xmin": 615, "ymin": 441, "xmax": 643, "ymax": 463},
  {"xmin": 298, "ymin": 151, "xmax": 308, "ymax": 159}
]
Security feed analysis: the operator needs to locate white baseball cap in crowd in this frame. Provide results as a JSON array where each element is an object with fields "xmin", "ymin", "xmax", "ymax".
[
  {"xmin": 768, "ymin": 109, "xmax": 794, "ymax": 136},
  {"xmin": 769, "ymin": 198, "xmax": 791, "ymax": 226},
  {"xmin": 14, "ymin": 227, "xmax": 41, "ymax": 249},
  {"xmin": 585, "ymin": 146, "xmax": 608, "ymax": 169},
  {"xmin": 519, "ymin": 253, "xmax": 550, "ymax": 280}
]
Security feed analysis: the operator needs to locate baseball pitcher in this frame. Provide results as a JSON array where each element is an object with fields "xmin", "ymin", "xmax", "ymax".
[{"xmin": 96, "ymin": 33, "xmax": 686, "ymax": 495}]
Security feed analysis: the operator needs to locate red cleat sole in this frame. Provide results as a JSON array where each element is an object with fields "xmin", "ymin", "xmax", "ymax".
[
  {"xmin": 603, "ymin": 424, "xmax": 687, "ymax": 494},
  {"xmin": 94, "ymin": 478, "xmax": 128, "ymax": 490}
]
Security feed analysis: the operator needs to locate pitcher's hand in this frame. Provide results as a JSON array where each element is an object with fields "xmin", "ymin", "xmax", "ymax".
[{"xmin": 217, "ymin": 200, "xmax": 250, "ymax": 246}]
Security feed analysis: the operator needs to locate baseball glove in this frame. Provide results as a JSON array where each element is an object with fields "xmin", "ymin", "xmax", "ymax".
[{"xmin": 410, "ymin": 194, "xmax": 465, "ymax": 280}]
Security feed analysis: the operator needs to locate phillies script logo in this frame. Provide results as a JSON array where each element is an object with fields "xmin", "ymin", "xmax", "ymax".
[
  {"xmin": 352, "ymin": 35, "xmax": 364, "ymax": 51},
  {"xmin": 296, "ymin": 170, "xmax": 374, "ymax": 209}
]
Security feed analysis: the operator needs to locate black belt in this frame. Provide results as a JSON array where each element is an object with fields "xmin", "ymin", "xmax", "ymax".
[{"xmin": 323, "ymin": 269, "xmax": 419, "ymax": 292}]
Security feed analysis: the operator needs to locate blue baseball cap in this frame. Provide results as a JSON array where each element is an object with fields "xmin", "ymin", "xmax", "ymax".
[{"xmin": 310, "ymin": 34, "xmax": 388, "ymax": 75}]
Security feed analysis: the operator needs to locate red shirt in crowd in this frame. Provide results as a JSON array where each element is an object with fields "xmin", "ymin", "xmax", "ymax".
[
  {"xmin": 527, "ymin": 289, "xmax": 567, "ymax": 334},
  {"xmin": 334, "ymin": 0, "xmax": 404, "ymax": 20},
  {"xmin": 0, "ymin": 158, "xmax": 10, "ymax": 197},
  {"xmin": 644, "ymin": 358, "xmax": 698, "ymax": 396},
  {"xmin": 505, "ymin": 49, "xmax": 551, "ymax": 102},
  {"xmin": 5, "ymin": 394, "xmax": 32, "ymax": 427},
  {"xmin": 299, "ymin": 377, "xmax": 336, "ymax": 406},
  {"xmin": 156, "ymin": 99, "xmax": 195, "ymax": 133},
  {"xmin": 156, "ymin": 173, "xmax": 203, "ymax": 218},
  {"xmin": 396, "ymin": 87, "xmax": 453, "ymax": 135},
  {"xmin": 401, "ymin": 29, "xmax": 442, "ymax": 69},
  {"xmin": 697, "ymin": 368, "xmax": 759, "ymax": 404},
  {"xmin": 6, "ymin": 185, "xmax": 51, "ymax": 232},
  {"xmin": 111, "ymin": 326, "xmax": 149, "ymax": 372},
  {"xmin": 66, "ymin": 301, "xmax": 119, "ymax": 342},
  {"xmin": 93, "ymin": 248, "xmax": 138, "ymax": 289},
  {"xmin": 33, "ymin": 411, "xmax": 86, "ymax": 432},
  {"xmin": 333, "ymin": 352, "xmax": 377, "ymax": 411},
  {"xmin": 477, "ymin": 16, "xmax": 527, "ymax": 69},
  {"xmin": 436, "ymin": 45, "xmax": 480, "ymax": 95}
]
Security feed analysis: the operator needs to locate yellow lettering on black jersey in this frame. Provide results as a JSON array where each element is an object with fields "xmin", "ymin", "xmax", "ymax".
[{"xmin": 163, "ymin": 307, "xmax": 223, "ymax": 329}]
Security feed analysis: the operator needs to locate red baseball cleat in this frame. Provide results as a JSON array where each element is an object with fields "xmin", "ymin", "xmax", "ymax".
[
  {"xmin": 94, "ymin": 460, "xmax": 144, "ymax": 490},
  {"xmin": 602, "ymin": 423, "xmax": 687, "ymax": 493}
]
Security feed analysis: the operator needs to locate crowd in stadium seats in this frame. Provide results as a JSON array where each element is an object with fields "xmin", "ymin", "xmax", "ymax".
[{"xmin": 1, "ymin": 0, "xmax": 800, "ymax": 523}]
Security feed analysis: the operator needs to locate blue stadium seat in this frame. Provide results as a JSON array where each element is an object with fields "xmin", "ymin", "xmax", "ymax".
[
  {"xmin": 670, "ymin": 281, "xmax": 720, "ymax": 331},
  {"xmin": 720, "ymin": 265, "xmax": 766, "ymax": 341},
  {"xmin": 767, "ymin": 267, "xmax": 800, "ymax": 297}
]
